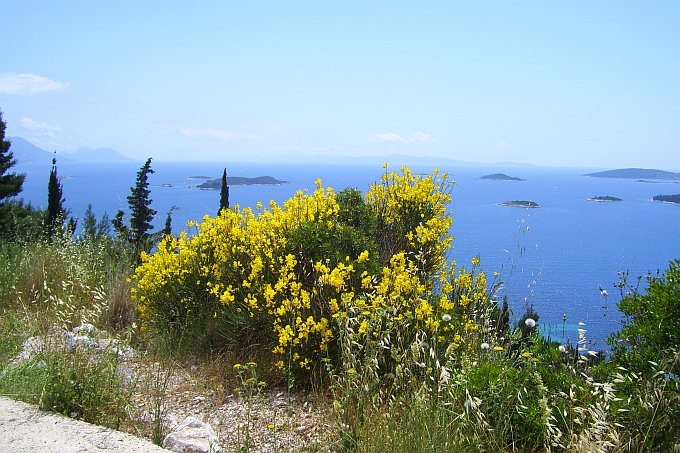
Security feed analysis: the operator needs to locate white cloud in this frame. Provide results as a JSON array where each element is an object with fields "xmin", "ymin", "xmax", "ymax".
[
  {"xmin": 372, "ymin": 132, "xmax": 407, "ymax": 143},
  {"xmin": 179, "ymin": 127, "xmax": 260, "ymax": 142},
  {"xmin": 21, "ymin": 117, "xmax": 61, "ymax": 137},
  {"xmin": 410, "ymin": 131, "xmax": 433, "ymax": 142},
  {"xmin": 371, "ymin": 131, "xmax": 434, "ymax": 144},
  {"xmin": 0, "ymin": 73, "xmax": 69, "ymax": 95}
]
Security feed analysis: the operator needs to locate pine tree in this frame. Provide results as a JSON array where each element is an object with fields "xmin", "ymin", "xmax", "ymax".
[
  {"xmin": 82, "ymin": 204, "xmax": 110, "ymax": 239},
  {"xmin": 46, "ymin": 155, "xmax": 65, "ymax": 237},
  {"xmin": 0, "ymin": 110, "xmax": 25, "ymax": 204},
  {"xmin": 127, "ymin": 157, "xmax": 156, "ymax": 250},
  {"xmin": 219, "ymin": 168, "xmax": 229, "ymax": 214}
]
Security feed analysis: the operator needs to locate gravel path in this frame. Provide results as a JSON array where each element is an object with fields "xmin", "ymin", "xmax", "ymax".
[{"xmin": 0, "ymin": 397, "xmax": 166, "ymax": 453}]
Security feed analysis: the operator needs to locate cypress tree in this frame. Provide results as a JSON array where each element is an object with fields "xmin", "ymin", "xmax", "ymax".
[
  {"xmin": 163, "ymin": 211, "xmax": 172, "ymax": 237},
  {"xmin": 46, "ymin": 154, "xmax": 65, "ymax": 237},
  {"xmin": 0, "ymin": 110, "xmax": 25, "ymax": 204},
  {"xmin": 127, "ymin": 157, "xmax": 156, "ymax": 250},
  {"xmin": 219, "ymin": 168, "xmax": 229, "ymax": 214},
  {"xmin": 499, "ymin": 295, "xmax": 510, "ymax": 337}
]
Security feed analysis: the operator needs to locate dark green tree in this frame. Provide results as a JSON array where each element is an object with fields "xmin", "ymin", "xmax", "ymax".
[
  {"xmin": 605, "ymin": 261, "xmax": 680, "ymax": 450},
  {"xmin": 82, "ymin": 204, "xmax": 110, "ymax": 240},
  {"xmin": 46, "ymin": 155, "xmax": 65, "ymax": 237},
  {"xmin": 163, "ymin": 206, "xmax": 177, "ymax": 237},
  {"xmin": 112, "ymin": 210, "xmax": 128, "ymax": 240},
  {"xmin": 517, "ymin": 304, "xmax": 539, "ymax": 339},
  {"xmin": 115, "ymin": 158, "xmax": 156, "ymax": 252},
  {"xmin": 219, "ymin": 168, "xmax": 229, "ymax": 214},
  {"xmin": 498, "ymin": 295, "xmax": 511, "ymax": 337},
  {"xmin": 0, "ymin": 110, "xmax": 25, "ymax": 205}
]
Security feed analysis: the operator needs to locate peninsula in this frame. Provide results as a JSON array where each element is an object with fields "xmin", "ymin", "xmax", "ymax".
[
  {"xmin": 587, "ymin": 196, "xmax": 623, "ymax": 202},
  {"xmin": 585, "ymin": 168, "xmax": 680, "ymax": 180},
  {"xmin": 498, "ymin": 200, "xmax": 540, "ymax": 208},
  {"xmin": 197, "ymin": 176, "xmax": 288, "ymax": 189},
  {"xmin": 479, "ymin": 173, "xmax": 525, "ymax": 181},
  {"xmin": 653, "ymin": 194, "xmax": 680, "ymax": 205}
]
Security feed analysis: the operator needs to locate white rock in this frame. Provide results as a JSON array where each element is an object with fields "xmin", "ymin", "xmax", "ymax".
[
  {"xmin": 66, "ymin": 333, "xmax": 98, "ymax": 350},
  {"xmin": 72, "ymin": 323, "xmax": 98, "ymax": 336},
  {"xmin": 162, "ymin": 416, "xmax": 221, "ymax": 453},
  {"xmin": 97, "ymin": 338, "xmax": 136, "ymax": 359}
]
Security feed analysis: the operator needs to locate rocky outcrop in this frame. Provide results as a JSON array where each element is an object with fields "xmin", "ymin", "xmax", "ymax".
[
  {"xmin": 12, "ymin": 323, "xmax": 136, "ymax": 364},
  {"xmin": 163, "ymin": 416, "xmax": 222, "ymax": 453}
]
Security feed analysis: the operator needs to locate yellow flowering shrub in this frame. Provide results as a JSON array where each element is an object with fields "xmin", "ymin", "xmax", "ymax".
[{"xmin": 131, "ymin": 167, "xmax": 492, "ymax": 382}]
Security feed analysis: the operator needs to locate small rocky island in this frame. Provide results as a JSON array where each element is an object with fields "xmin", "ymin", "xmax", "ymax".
[
  {"xmin": 498, "ymin": 200, "xmax": 540, "ymax": 208},
  {"xmin": 587, "ymin": 196, "xmax": 623, "ymax": 202},
  {"xmin": 653, "ymin": 194, "xmax": 680, "ymax": 204},
  {"xmin": 585, "ymin": 168, "xmax": 680, "ymax": 180},
  {"xmin": 479, "ymin": 173, "xmax": 525, "ymax": 181},
  {"xmin": 197, "ymin": 175, "xmax": 288, "ymax": 189}
]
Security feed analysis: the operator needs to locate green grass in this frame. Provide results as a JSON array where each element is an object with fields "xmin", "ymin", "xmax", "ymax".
[{"xmin": 0, "ymin": 234, "xmax": 677, "ymax": 452}]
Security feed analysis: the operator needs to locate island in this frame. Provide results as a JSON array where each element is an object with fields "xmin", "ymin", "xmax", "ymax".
[
  {"xmin": 587, "ymin": 196, "xmax": 623, "ymax": 202},
  {"xmin": 188, "ymin": 176, "xmax": 212, "ymax": 180},
  {"xmin": 585, "ymin": 168, "xmax": 680, "ymax": 180},
  {"xmin": 197, "ymin": 176, "xmax": 288, "ymax": 189},
  {"xmin": 498, "ymin": 200, "xmax": 540, "ymax": 208},
  {"xmin": 479, "ymin": 173, "xmax": 525, "ymax": 181},
  {"xmin": 653, "ymin": 194, "xmax": 680, "ymax": 205}
]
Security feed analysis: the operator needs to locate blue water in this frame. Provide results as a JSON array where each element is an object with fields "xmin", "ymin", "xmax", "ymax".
[{"xmin": 14, "ymin": 160, "xmax": 680, "ymax": 348}]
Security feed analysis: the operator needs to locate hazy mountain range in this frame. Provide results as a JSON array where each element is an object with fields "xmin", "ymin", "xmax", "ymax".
[
  {"xmin": 8, "ymin": 137, "xmax": 135, "ymax": 164},
  {"xmin": 584, "ymin": 168, "xmax": 680, "ymax": 180}
]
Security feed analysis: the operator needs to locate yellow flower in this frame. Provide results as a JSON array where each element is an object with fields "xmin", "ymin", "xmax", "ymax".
[
  {"xmin": 357, "ymin": 250, "xmax": 369, "ymax": 263},
  {"xmin": 494, "ymin": 346, "xmax": 504, "ymax": 351}
]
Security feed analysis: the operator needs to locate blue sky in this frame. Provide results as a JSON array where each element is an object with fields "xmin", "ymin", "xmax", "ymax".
[{"xmin": 1, "ymin": 1, "xmax": 678, "ymax": 168}]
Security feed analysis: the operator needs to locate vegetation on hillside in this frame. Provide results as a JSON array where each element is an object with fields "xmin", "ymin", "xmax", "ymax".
[
  {"xmin": 0, "ymin": 113, "xmax": 677, "ymax": 451},
  {"xmin": 653, "ymin": 194, "xmax": 680, "ymax": 204}
]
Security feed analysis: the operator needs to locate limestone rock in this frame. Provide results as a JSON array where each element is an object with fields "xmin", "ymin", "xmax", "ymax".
[{"xmin": 163, "ymin": 416, "xmax": 222, "ymax": 453}]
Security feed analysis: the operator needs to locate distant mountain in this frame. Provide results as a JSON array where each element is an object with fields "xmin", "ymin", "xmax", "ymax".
[
  {"xmin": 587, "ymin": 195, "xmax": 623, "ymax": 202},
  {"xmin": 585, "ymin": 168, "xmax": 680, "ymax": 180},
  {"xmin": 498, "ymin": 200, "xmax": 541, "ymax": 208},
  {"xmin": 8, "ymin": 137, "xmax": 134, "ymax": 164},
  {"xmin": 65, "ymin": 146, "xmax": 135, "ymax": 163},
  {"xmin": 7, "ymin": 136, "xmax": 69, "ymax": 164},
  {"xmin": 653, "ymin": 194, "xmax": 680, "ymax": 204},
  {"xmin": 197, "ymin": 176, "xmax": 288, "ymax": 189},
  {"xmin": 479, "ymin": 173, "xmax": 525, "ymax": 181}
]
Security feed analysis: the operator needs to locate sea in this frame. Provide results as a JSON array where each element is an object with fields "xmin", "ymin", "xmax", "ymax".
[{"xmin": 13, "ymin": 160, "xmax": 680, "ymax": 350}]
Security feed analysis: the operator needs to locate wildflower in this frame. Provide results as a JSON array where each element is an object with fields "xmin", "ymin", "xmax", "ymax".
[
  {"xmin": 558, "ymin": 345, "xmax": 567, "ymax": 353},
  {"xmin": 524, "ymin": 318, "xmax": 536, "ymax": 328},
  {"xmin": 494, "ymin": 346, "xmax": 504, "ymax": 351},
  {"xmin": 347, "ymin": 368, "xmax": 356, "ymax": 375},
  {"xmin": 442, "ymin": 314, "xmax": 452, "ymax": 322},
  {"xmin": 481, "ymin": 342, "xmax": 490, "ymax": 350},
  {"xmin": 599, "ymin": 286, "xmax": 608, "ymax": 297},
  {"xmin": 267, "ymin": 423, "xmax": 275, "ymax": 429},
  {"xmin": 357, "ymin": 250, "xmax": 369, "ymax": 263},
  {"xmin": 521, "ymin": 352, "xmax": 532, "ymax": 358},
  {"xmin": 233, "ymin": 363, "xmax": 242, "ymax": 370}
]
